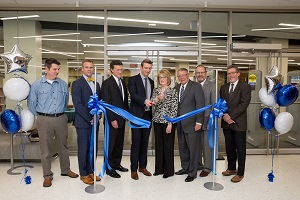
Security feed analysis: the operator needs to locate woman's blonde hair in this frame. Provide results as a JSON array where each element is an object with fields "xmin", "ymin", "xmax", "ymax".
[{"xmin": 157, "ymin": 69, "xmax": 171, "ymax": 86}]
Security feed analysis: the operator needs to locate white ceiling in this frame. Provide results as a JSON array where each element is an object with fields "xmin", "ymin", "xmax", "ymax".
[
  {"xmin": 0, "ymin": 1, "xmax": 300, "ymax": 71},
  {"xmin": 1, "ymin": 0, "xmax": 300, "ymax": 9}
]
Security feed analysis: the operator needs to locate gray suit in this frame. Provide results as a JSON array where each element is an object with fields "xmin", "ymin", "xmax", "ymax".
[
  {"xmin": 175, "ymin": 80, "xmax": 205, "ymax": 178},
  {"xmin": 199, "ymin": 78, "xmax": 217, "ymax": 172}
]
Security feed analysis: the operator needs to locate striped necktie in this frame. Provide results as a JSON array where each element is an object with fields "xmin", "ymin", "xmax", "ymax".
[
  {"xmin": 180, "ymin": 85, "xmax": 184, "ymax": 102},
  {"xmin": 229, "ymin": 83, "xmax": 234, "ymax": 96}
]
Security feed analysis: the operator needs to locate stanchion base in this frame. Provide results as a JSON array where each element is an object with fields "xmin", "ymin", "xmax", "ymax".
[
  {"xmin": 204, "ymin": 182, "xmax": 224, "ymax": 191},
  {"xmin": 85, "ymin": 184, "xmax": 105, "ymax": 194},
  {"xmin": 7, "ymin": 165, "xmax": 34, "ymax": 175}
]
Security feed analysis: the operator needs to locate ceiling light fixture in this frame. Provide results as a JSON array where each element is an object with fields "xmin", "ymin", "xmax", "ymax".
[
  {"xmin": 251, "ymin": 27, "xmax": 300, "ymax": 31},
  {"xmin": 218, "ymin": 58, "xmax": 254, "ymax": 61},
  {"xmin": 78, "ymin": 15, "xmax": 179, "ymax": 25},
  {"xmin": 1, "ymin": 15, "xmax": 40, "ymax": 20},
  {"xmin": 14, "ymin": 33, "xmax": 80, "ymax": 39},
  {"xmin": 40, "ymin": 48, "xmax": 76, "ymax": 58},
  {"xmin": 279, "ymin": 23, "xmax": 300, "ymax": 27},
  {"xmin": 42, "ymin": 38, "xmax": 82, "ymax": 42},
  {"xmin": 90, "ymin": 32, "xmax": 164, "ymax": 39},
  {"xmin": 167, "ymin": 35, "xmax": 246, "ymax": 39},
  {"xmin": 154, "ymin": 40, "xmax": 216, "ymax": 46},
  {"xmin": 170, "ymin": 58, "xmax": 207, "ymax": 62}
]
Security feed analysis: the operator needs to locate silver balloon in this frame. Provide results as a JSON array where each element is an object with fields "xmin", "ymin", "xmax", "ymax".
[
  {"xmin": 265, "ymin": 66, "xmax": 283, "ymax": 94},
  {"xmin": 0, "ymin": 44, "xmax": 32, "ymax": 74}
]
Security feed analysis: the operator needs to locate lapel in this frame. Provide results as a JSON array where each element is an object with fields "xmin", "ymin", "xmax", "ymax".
[
  {"xmin": 138, "ymin": 75, "xmax": 147, "ymax": 98},
  {"xmin": 110, "ymin": 76, "xmax": 123, "ymax": 98},
  {"xmin": 80, "ymin": 76, "xmax": 93, "ymax": 95}
]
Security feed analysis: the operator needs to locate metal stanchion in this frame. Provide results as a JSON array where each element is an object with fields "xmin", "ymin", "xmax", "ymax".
[
  {"xmin": 85, "ymin": 66, "xmax": 105, "ymax": 194},
  {"xmin": 204, "ymin": 69, "xmax": 223, "ymax": 191},
  {"xmin": 7, "ymin": 133, "xmax": 34, "ymax": 175}
]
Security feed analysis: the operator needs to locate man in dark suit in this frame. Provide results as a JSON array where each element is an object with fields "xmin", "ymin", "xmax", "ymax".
[
  {"xmin": 220, "ymin": 65, "xmax": 251, "ymax": 183},
  {"xmin": 128, "ymin": 59, "xmax": 154, "ymax": 180},
  {"xmin": 72, "ymin": 59, "xmax": 101, "ymax": 185},
  {"xmin": 195, "ymin": 65, "xmax": 216, "ymax": 177},
  {"xmin": 101, "ymin": 60, "xmax": 129, "ymax": 178},
  {"xmin": 174, "ymin": 68, "xmax": 205, "ymax": 182}
]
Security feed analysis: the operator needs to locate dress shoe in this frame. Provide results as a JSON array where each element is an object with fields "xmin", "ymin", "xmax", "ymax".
[
  {"xmin": 61, "ymin": 170, "xmax": 79, "ymax": 178},
  {"xmin": 139, "ymin": 168, "xmax": 152, "ymax": 176},
  {"xmin": 199, "ymin": 170, "xmax": 210, "ymax": 177},
  {"xmin": 80, "ymin": 176, "xmax": 94, "ymax": 185},
  {"xmin": 88, "ymin": 174, "xmax": 101, "ymax": 181},
  {"xmin": 185, "ymin": 176, "xmax": 195, "ymax": 182},
  {"xmin": 153, "ymin": 172, "xmax": 162, "ymax": 176},
  {"xmin": 231, "ymin": 175, "xmax": 244, "ymax": 183},
  {"xmin": 43, "ymin": 178, "xmax": 53, "ymax": 187},
  {"xmin": 131, "ymin": 171, "xmax": 139, "ymax": 180},
  {"xmin": 222, "ymin": 169, "xmax": 237, "ymax": 176},
  {"xmin": 115, "ymin": 165, "xmax": 129, "ymax": 172},
  {"xmin": 163, "ymin": 174, "xmax": 173, "ymax": 179},
  {"xmin": 175, "ymin": 169, "xmax": 188, "ymax": 175},
  {"xmin": 106, "ymin": 170, "xmax": 121, "ymax": 178}
]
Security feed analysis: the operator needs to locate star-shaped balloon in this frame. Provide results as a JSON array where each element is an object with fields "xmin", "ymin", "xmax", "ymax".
[
  {"xmin": 0, "ymin": 44, "xmax": 32, "ymax": 74},
  {"xmin": 265, "ymin": 66, "xmax": 283, "ymax": 94}
]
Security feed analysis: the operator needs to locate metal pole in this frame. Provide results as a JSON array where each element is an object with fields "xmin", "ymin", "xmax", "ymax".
[{"xmin": 204, "ymin": 69, "xmax": 223, "ymax": 191}]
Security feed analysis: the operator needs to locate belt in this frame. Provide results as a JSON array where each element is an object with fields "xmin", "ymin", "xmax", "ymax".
[{"xmin": 37, "ymin": 112, "xmax": 64, "ymax": 117}]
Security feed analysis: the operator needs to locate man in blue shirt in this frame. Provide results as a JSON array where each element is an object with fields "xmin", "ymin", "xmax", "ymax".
[{"xmin": 27, "ymin": 58, "xmax": 78, "ymax": 187}]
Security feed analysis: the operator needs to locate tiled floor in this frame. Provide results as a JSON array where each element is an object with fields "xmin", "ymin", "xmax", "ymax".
[{"xmin": 1, "ymin": 155, "xmax": 300, "ymax": 200}]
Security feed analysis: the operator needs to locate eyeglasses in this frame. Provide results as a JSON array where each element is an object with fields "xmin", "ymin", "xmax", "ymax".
[
  {"xmin": 177, "ymin": 74, "xmax": 188, "ymax": 78},
  {"xmin": 195, "ymin": 72, "xmax": 206, "ymax": 75},
  {"xmin": 228, "ymin": 72, "xmax": 238, "ymax": 75},
  {"xmin": 159, "ymin": 76, "xmax": 167, "ymax": 79}
]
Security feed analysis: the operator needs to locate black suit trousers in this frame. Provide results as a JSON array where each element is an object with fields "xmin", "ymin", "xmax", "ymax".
[
  {"xmin": 223, "ymin": 128, "xmax": 246, "ymax": 176},
  {"xmin": 153, "ymin": 122, "xmax": 175, "ymax": 176},
  {"xmin": 130, "ymin": 111, "xmax": 151, "ymax": 171},
  {"xmin": 107, "ymin": 124, "xmax": 125, "ymax": 169}
]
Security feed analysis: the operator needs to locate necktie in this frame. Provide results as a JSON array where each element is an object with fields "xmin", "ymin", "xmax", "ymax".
[
  {"xmin": 229, "ymin": 83, "xmax": 234, "ymax": 96},
  {"xmin": 87, "ymin": 77, "xmax": 94, "ymax": 82},
  {"xmin": 144, "ymin": 77, "xmax": 148, "ymax": 99},
  {"xmin": 118, "ymin": 78, "xmax": 123, "ymax": 98},
  {"xmin": 180, "ymin": 85, "xmax": 184, "ymax": 103}
]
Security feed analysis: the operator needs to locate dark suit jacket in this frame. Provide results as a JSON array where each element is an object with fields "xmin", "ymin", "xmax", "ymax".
[
  {"xmin": 101, "ymin": 76, "xmax": 129, "ymax": 128},
  {"xmin": 72, "ymin": 76, "xmax": 101, "ymax": 129},
  {"xmin": 175, "ymin": 80, "xmax": 205, "ymax": 133},
  {"xmin": 220, "ymin": 80, "xmax": 251, "ymax": 131},
  {"xmin": 128, "ymin": 74, "xmax": 154, "ymax": 118}
]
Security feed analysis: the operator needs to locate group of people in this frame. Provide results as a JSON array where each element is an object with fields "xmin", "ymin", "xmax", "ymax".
[{"xmin": 27, "ymin": 57, "xmax": 251, "ymax": 187}]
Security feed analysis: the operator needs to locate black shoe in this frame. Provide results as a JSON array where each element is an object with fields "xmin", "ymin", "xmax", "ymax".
[
  {"xmin": 115, "ymin": 165, "xmax": 129, "ymax": 172},
  {"xmin": 163, "ymin": 174, "xmax": 173, "ymax": 179},
  {"xmin": 175, "ymin": 169, "xmax": 188, "ymax": 175},
  {"xmin": 153, "ymin": 172, "xmax": 162, "ymax": 176},
  {"xmin": 106, "ymin": 170, "xmax": 121, "ymax": 178},
  {"xmin": 185, "ymin": 176, "xmax": 195, "ymax": 182}
]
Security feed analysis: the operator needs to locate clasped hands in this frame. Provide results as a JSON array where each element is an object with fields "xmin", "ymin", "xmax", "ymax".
[{"xmin": 223, "ymin": 113, "xmax": 235, "ymax": 124}]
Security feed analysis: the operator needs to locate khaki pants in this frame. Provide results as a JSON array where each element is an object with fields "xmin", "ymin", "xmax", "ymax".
[{"xmin": 37, "ymin": 114, "xmax": 70, "ymax": 178}]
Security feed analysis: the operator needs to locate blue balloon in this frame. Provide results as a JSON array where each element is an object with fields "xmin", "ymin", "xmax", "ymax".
[
  {"xmin": 259, "ymin": 108, "xmax": 275, "ymax": 131},
  {"xmin": 275, "ymin": 84, "xmax": 299, "ymax": 107},
  {"xmin": 1, "ymin": 109, "xmax": 20, "ymax": 134}
]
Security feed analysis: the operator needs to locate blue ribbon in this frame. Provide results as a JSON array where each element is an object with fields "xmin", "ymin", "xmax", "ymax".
[
  {"xmin": 164, "ymin": 98, "xmax": 227, "ymax": 176},
  {"xmin": 88, "ymin": 94, "xmax": 151, "ymax": 178},
  {"xmin": 268, "ymin": 131, "xmax": 277, "ymax": 182}
]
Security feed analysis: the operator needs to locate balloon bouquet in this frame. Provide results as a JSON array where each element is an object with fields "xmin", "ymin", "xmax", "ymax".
[
  {"xmin": 0, "ymin": 44, "xmax": 35, "ymax": 184},
  {"xmin": 258, "ymin": 66, "xmax": 299, "ymax": 182}
]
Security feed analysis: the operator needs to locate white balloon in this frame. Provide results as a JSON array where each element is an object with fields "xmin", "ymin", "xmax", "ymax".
[
  {"xmin": 3, "ymin": 77, "xmax": 30, "ymax": 102},
  {"xmin": 21, "ymin": 109, "xmax": 35, "ymax": 132},
  {"xmin": 275, "ymin": 112, "xmax": 294, "ymax": 135},
  {"xmin": 259, "ymin": 87, "xmax": 276, "ymax": 107}
]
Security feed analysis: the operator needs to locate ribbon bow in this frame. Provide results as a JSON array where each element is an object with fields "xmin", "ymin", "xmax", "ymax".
[
  {"xmin": 87, "ymin": 77, "xmax": 94, "ymax": 82},
  {"xmin": 88, "ymin": 94, "xmax": 151, "ymax": 178}
]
